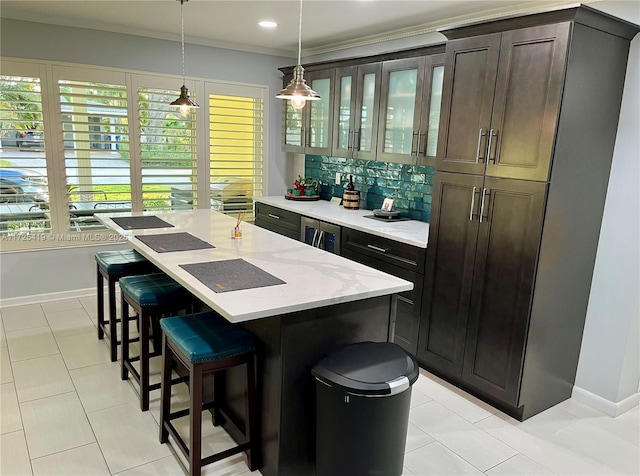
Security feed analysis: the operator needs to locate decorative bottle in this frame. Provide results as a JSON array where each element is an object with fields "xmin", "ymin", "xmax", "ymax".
[{"xmin": 346, "ymin": 175, "xmax": 355, "ymax": 191}]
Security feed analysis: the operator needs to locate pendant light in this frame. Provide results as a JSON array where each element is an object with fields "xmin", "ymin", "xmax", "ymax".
[
  {"xmin": 275, "ymin": 0, "xmax": 320, "ymax": 110},
  {"xmin": 170, "ymin": 0, "xmax": 199, "ymax": 114}
]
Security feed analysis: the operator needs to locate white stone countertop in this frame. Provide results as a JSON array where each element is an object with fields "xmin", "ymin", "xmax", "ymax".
[
  {"xmin": 97, "ymin": 209, "xmax": 413, "ymax": 323},
  {"xmin": 254, "ymin": 196, "xmax": 429, "ymax": 249}
]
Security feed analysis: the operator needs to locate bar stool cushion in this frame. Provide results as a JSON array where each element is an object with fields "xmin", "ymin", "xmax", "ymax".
[
  {"xmin": 161, "ymin": 312, "xmax": 256, "ymax": 364},
  {"xmin": 96, "ymin": 249, "xmax": 150, "ymax": 275},
  {"xmin": 119, "ymin": 273, "xmax": 192, "ymax": 307}
]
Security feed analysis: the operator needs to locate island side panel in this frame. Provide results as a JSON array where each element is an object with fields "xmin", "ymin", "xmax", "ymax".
[{"xmin": 219, "ymin": 295, "xmax": 394, "ymax": 476}]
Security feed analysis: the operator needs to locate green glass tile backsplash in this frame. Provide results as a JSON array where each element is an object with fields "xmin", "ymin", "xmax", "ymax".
[{"xmin": 305, "ymin": 155, "xmax": 434, "ymax": 222}]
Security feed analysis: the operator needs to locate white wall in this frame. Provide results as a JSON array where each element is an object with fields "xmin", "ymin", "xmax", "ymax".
[{"xmin": 0, "ymin": 18, "xmax": 294, "ymax": 302}]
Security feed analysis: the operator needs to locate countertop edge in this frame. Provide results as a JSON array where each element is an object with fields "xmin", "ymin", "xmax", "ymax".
[{"xmin": 254, "ymin": 196, "xmax": 429, "ymax": 248}]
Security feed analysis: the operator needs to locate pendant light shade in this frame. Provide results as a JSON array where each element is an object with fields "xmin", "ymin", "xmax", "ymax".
[
  {"xmin": 171, "ymin": 0, "xmax": 199, "ymax": 112},
  {"xmin": 276, "ymin": 0, "xmax": 319, "ymax": 109}
]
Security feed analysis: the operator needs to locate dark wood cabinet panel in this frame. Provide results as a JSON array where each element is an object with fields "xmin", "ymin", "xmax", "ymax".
[
  {"xmin": 436, "ymin": 34, "xmax": 501, "ymax": 175},
  {"xmin": 437, "ymin": 24, "xmax": 570, "ymax": 182},
  {"xmin": 420, "ymin": 6, "xmax": 637, "ymax": 420},
  {"xmin": 486, "ymin": 23, "xmax": 570, "ymax": 181},
  {"xmin": 417, "ymin": 172, "xmax": 484, "ymax": 375},
  {"xmin": 461, "ymin": 179, "xmax": 546, "ymax": 405}
]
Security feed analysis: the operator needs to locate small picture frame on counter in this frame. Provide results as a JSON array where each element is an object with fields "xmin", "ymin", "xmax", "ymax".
[{"xmin": 381, "ymin": 198, "xmax": 394, "ymax": 212}]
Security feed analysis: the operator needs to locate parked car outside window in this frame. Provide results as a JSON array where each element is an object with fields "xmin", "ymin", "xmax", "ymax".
[{"xmin": 0, "ymin": 168, "xmax": 49, "ymax": 206}]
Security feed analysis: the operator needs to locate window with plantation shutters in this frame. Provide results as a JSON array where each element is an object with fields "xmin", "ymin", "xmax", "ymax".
[
  {"xmin": 138, "ymin": 86, "xmax": 197, "ymax": 211},
  {"xmin": 58, "ymin": 76, "xmax": 130, "ymax": 231},
  {"xmin": 0, "ymin": 67, "xmax": 51, "ymax": 237},
  {"xmin": 208, "ymin": 92, "xmax": 263, "ymax": 220}
]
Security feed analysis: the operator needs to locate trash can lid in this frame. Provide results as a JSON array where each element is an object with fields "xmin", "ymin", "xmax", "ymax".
[{"xmin": 311, "ymin": 341, "xmax": 419, "ymax": 396}]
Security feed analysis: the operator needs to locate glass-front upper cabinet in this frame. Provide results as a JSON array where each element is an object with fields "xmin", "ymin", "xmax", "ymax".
[
  {"xmin": 377, "ymin": 54, "xmax": 445, "ymax": 164},
  {"xmin": 332, "ymin": 63, "xmax": 382, "ymax": 160},
  {"xmin": 281, "ymin": 69, "xmax": 335, "ymax": 155}
]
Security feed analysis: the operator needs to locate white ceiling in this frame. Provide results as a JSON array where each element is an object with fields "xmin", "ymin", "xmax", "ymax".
[{"xmin": 2, "ymin": 0, "xmax": 588, "ymax": 57}]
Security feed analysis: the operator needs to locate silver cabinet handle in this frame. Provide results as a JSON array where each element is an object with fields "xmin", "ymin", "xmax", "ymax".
[
  {"xmin": 476, "ymin": 129, "xmax": 486, "ymax": 164},
  {"xmin": 317, "ymin": 230, "xmax": 325, "ymax": 248},
  {"xmin": 416, "ymin": 130, "xmax": 424, "ymax": 158},
  {"xmin": 479, "ymin": 188, "xmax": 487, "ymax": 223},
  {"xmin": 469, "ymin": 186, "xmax": 477, "ymax": 221},
  {"xmin": 347, "ymin": 130, "xmax": 354, "ymax": 151},
  {"xmin": 311, "ymin": 229, "xmax": 319, "ymax": 247},
  {"xmin": 354, "ymin": 129, "xmax": 361, "ymax": 151},
  {"xmin": 410, "ymin": 131, "xmax": 419, "ymax": 156},
  {"xmin": 367, "ymin": 244, "xmax": 388, "ymax": 253},
  {"xmin": 486, "ymin": 129, "xmax": 497, "ymax": 163},
  {"xmin": 268, "ymin": 214, "xmax": 280, "ymax": 219}
]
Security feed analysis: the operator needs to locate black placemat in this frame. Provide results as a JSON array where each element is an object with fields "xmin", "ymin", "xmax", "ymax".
[
  {"xmin": 180, "ymin": 259, "xmax": 286, "ymax": 293},
  {"xmin": 135, "ymin": 232, "xmax": 214, "ymax": 253},
  {"xmin": 112, "ymin": 216, "xmax": 174, "ymax": 230}
]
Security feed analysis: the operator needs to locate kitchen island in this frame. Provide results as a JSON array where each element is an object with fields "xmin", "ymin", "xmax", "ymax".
[{"xmin": 98, "ymin": 209, "xmax": 412, "ymax": 476}]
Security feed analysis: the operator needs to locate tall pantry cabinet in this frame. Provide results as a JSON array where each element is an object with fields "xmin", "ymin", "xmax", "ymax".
[{"xmin": 417, "ymin": 6, "xmax": 639, "ymax": 420}]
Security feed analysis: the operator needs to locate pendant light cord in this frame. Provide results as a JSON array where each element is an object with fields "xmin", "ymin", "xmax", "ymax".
[
  {"xmin": 297, "ymin": 0, "xmax": 302, "ymax": 65},
  {"xmin": 180, "ymin": 0, "xmax": 186, "ymax": 84}
]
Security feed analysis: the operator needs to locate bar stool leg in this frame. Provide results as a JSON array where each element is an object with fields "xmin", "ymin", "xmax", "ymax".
[
  {"xmin": 107, "ymin": 276, "xmax": 118, "ymax": 362},
  {"xmin": 189, "ymin": 363, "xmax": 203, "ymax": 476},
  {"xmin": 159, "ymin": 336, "xmax": 172, "ymax": 444},
  {"xmin": 121, "ymin": 295, "xmax": 130, "ymax": 381},
  {"xmin": 96, "ymin": 266, "xmax": 105, "ymax": 340},
  {"xmin": 140, "ymin": 308, "xmax": 151, "ymax": 412}
]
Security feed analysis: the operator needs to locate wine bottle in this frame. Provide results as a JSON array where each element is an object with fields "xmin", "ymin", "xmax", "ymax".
[{"xmin": 346, "ymin": 175, "xmax": 355, "ymax": 191}]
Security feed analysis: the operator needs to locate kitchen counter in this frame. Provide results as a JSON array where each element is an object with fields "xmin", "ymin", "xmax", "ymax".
[
  {"xmin": 98, "ymin": 209, "xmax": 410, "ymax": 476},
  {"xmin": 255, "ymin": 196, "xmax": 429, "ymax": 248},
  {"xmin": 98, "ymin": 209, "xmax": 412, "ymax": 323}
]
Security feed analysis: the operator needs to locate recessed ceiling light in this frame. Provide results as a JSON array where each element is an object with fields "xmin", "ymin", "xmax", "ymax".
[{"xmin": 259, "ymin": 21, "xmax": 278, "ymax": 28}]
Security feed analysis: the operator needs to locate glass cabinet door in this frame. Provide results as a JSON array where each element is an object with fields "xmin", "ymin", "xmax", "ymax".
[
  {"xmin": 418, "ymin": 53, "xmax": 445, "ymax": 165},
  {"xmin": 353, "ymin": 63, "xmax": 381, "ymax": 160},
  {"xmin": 332, "ymin": 67, "xmax": 355, "ymax": 157},
  {"xmin": 332, "ymin": 63, "xmax": 381, "ymax": 160},
  {"xmin": 281, "ymin": 73, "xmax": 304, "ymax": 152},
  {"xmin": 377, "ymin": 57, "xmax": 425, "ymax": 163},
  {"xmin": 306, "ymin": 69, "xmax": 334, "ymax": 155}
]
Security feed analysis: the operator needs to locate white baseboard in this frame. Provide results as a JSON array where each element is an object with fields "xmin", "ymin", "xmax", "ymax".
[
  {"xmin": 0, "ymin": 287, "xmax": 96, "ymax": 308},
  {"xmin": 572, "ymin": 385, "xmax": 640, "ymax": 417}
]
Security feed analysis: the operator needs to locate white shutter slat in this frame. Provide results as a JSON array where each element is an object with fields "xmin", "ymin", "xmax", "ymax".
[
  {"xmin": 139, "ymin": 86, "xmax": 197, "ymax": 211},
  {"xmin": 59, "ymin": 78, "xmax": 130, "ymax": 231}
]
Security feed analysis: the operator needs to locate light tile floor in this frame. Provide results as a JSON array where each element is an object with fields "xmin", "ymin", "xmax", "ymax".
[{"xmin": 0, "ymin": 295, "xmax": 638, "ymax": 475}]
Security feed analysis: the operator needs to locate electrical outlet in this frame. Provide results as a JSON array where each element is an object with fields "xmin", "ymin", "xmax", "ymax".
[{"xmin": 335, "ymin": 172, "xmax": 341, "ymax": 185}]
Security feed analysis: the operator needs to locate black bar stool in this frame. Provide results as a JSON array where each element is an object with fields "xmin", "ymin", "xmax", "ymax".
[
  {"xmin": 159, "ymin": 311, "xmax": 259, "ymax": 476},
  {"xmin": 95, "ymin": 250, "xmax": 155, "ymax": 362},
  {"xmin": 119, "ymin": 273, "xmax": 195, "ymax": 411}
]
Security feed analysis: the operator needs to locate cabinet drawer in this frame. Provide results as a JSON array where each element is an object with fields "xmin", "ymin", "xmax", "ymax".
[
  {"xmin": 342, "ymin": 247, "xmax": 423, "ymax": 356},
  {"xmin": 255, "ymin": 202, "xmax": 301, "ymax": 235},
  {"xmin": 342, "ymin": 227, "xmax": 426, "ymax": 273},
  {"xmin": 254, "ymin": 218, "xmax": 300, "ymax": 241}
]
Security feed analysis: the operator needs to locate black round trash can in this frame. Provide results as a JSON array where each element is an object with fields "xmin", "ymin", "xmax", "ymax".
[{"xmin": 311, "ymin": 341, "xmax": 419, "ymax": 476}]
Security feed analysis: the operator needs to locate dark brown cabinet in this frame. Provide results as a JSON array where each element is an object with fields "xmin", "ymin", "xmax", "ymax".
[
  {"xmin": 254, "ymin": 202, "xmax": 301, "ymax": 240},
  {"xmin": 419, "ymin": 173, "xmax": 545, "ymax": 406},
  {"xmin": 436, "ymin": 23, "xmax": 569, "ymax": 182},
  {"xmin": 419, "ymin": 6, "xmax": 639, "ymax": 420},
  {"xmin": 342, "ymin": 227, "xmax": 426, "ymax": 355}
]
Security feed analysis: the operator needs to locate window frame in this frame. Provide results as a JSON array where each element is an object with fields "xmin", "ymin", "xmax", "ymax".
[{"xmin": 0, "ymin": 58, "xmax": 268, "ymax": 251}]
